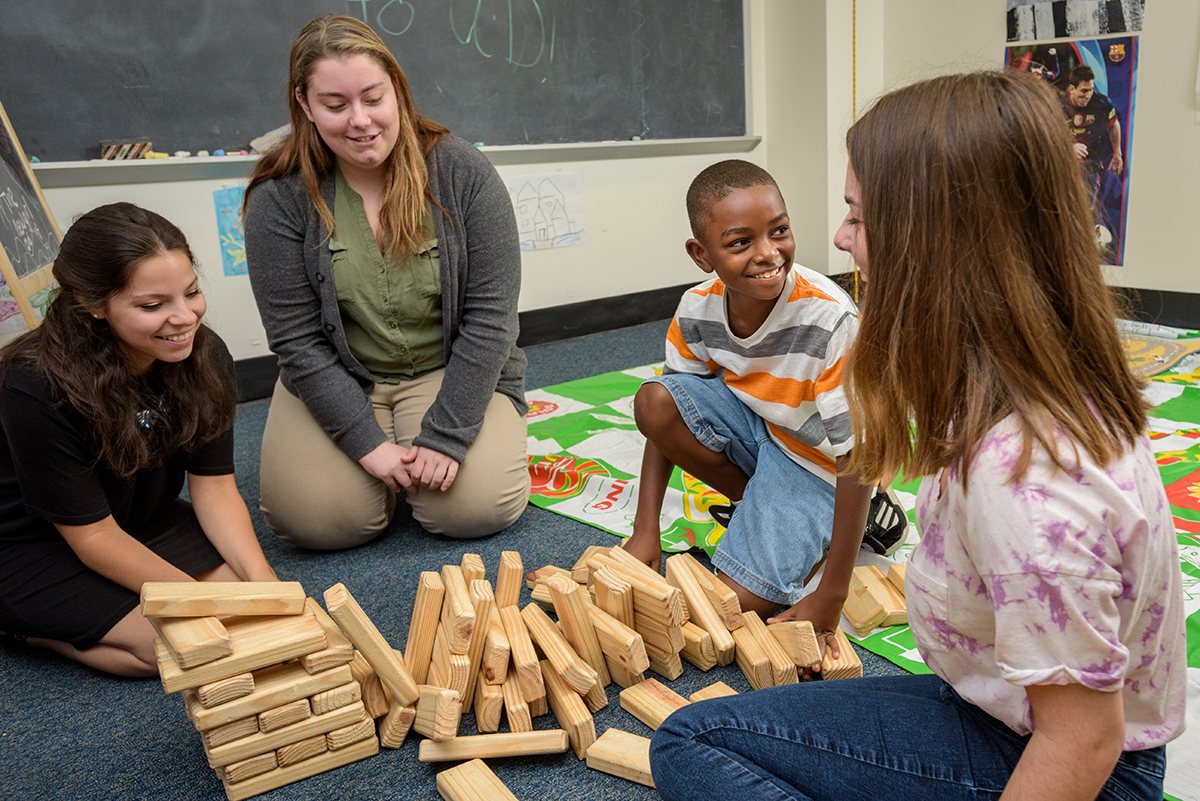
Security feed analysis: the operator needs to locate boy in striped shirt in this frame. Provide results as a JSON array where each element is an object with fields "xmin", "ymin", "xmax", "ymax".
[{"xmin": 623, "ymin": 160, "xmax": 901, "ymax": 664}]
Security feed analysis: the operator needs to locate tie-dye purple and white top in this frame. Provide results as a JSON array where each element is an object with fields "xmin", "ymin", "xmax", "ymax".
[{"xmin": 907, "ymin": 416, "xmax": 1187, "ymax": 749}]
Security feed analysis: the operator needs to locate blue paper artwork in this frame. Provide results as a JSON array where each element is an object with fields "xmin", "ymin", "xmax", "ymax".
[{"xmin": 212, "ymin": 186, "xmax": 247, "ymax": 277}]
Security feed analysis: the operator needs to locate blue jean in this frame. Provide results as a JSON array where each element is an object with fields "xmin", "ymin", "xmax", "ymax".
[
  {"xmin": 649, "ymin": 674, "xmax": 1166, "ymax": 800},
  {"xmin": 645, "ymin": 373, "xmax": 835, "ymax": 605}
]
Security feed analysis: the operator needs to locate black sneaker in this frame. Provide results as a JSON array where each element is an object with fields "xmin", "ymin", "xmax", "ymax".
[
  {"xmin": 708, "ymin": 503, "xmax": 737, "ymax": 529},
  {"xmin": 862, "ymin": 487, "xmax": 909, "ymax": 556}
]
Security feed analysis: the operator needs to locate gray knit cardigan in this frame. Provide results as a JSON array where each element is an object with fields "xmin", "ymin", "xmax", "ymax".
[{"xmin": 244, "ymin": 134, "xmax": 526, "ymax": 464}]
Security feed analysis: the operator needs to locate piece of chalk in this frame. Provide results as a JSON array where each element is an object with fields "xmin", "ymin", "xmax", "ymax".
[
  {"xmin": 197, "ymin": 150, "xmax": 210, "ymax": 157},
  {"xmin": 174, "ymin": 151, "xmax": 191, "ymax": 158},
  {"xmin": 631, "ymin": 136, "xmax": 641, "ymax": 141},
  {"xmin": 213, "ymin": 149, "xmax": 225, "ymax": 156},
  {"xmin": 144, "ymin": 151, "xmax": 169, "ymax": 159},
  {"xmin": 29, "ymin": 156, "xmax": 39, "ymax": 163},
  {"xmin": 239, "ymin": 150, "xmax": 249, "ymax": 155},
  {"xmin": 473, "ymin": 142, "xmax": 485, "ymax": 147}
]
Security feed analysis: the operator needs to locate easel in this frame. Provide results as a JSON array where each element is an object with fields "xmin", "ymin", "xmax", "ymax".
[{"xmin": 0, "ymin": 98, "xmax": 60, "ymax": 330}]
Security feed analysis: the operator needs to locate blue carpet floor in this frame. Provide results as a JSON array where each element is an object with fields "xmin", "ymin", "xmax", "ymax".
[{"xmin": 0, "ymin": 319, "xmax": 901, "ymax": 801}]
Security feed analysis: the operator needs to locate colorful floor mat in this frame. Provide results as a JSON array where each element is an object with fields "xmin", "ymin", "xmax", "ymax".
[{"xmin": 526, "ymin": 353, "xmax": 1200, "ymax": 800}]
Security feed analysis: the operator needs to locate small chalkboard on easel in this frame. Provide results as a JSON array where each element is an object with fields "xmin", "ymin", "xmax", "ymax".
[{"xmin": 0, "ymin": 98, "xmax": 60, "ymax": 332}]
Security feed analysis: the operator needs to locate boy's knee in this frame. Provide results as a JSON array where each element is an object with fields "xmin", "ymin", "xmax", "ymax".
[{"xmin": 634, "ymin": 382, "xmax": 679, "ymax": 437}]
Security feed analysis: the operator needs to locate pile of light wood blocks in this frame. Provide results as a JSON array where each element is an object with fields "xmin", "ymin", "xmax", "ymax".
[
  {"xmin": 842, "ymin": 564, "xmax": 907, "ymax": 638},
  {"xmin": 141, "ymin": 582, "xmax": 379, "ymax": 800}
]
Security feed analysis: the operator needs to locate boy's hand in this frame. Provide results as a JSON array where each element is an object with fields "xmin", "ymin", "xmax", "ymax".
[
  {"xmin": 620, "ymin": 523, "xmax": 663, "ymax": 572},
  {"xmin": 768, "ymin": 592, "xmax": 845, "ymax": 679}
]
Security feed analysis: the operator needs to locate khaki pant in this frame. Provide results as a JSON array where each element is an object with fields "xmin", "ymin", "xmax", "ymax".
[{"xmin": 259, "ymin": 370, "xmax": 530, "ymax": 550}]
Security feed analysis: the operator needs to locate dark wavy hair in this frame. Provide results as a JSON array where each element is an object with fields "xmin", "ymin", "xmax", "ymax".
[{"xmin": 0, "ymin": 202, "xmax": 237, "ymax": 477}]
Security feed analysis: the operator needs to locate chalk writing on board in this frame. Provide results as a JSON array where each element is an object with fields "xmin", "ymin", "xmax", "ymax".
[
  {"xmin": 0, "ymin": 121, "xmax": 58, "ymax": 281},
  {"xmin": 503, "ymin": 172, "xmax": 583, "ymax": 250},
  {"xmin": 212, "ymin": 186, "xmax": 247, "ymax": 277}
]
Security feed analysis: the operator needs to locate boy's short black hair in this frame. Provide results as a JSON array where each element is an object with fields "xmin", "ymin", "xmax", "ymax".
[
  {"xmin": 686, "ymin": 159, "xmax": 780, "ymax": 239},
  {"xmin": 1068, "ymin": 65, "xmax": 1095, "ymax": 87}
]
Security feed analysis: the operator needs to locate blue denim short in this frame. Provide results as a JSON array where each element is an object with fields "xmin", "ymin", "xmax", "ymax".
[{"xmin": 645, "ymin": 373, "xmax": 835, "ymax": 605}]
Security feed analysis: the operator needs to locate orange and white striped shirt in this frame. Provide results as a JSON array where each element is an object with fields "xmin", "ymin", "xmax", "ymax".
[{"xmin": 663, "ymin": 264, "xmax": 859, "ymax": 484}]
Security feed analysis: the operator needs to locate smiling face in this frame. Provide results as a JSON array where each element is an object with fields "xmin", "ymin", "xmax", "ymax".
[
  {"xmin": 1067, "ymin": 79, "xmax": 1095, "ymax": 109},
  {"xmin": 833, "ymin": 164, "xmax": 868, "ymax": 277},
  {"xmin": 297, "ymin": 53, "xmax": 401, "ymax": 180},
  {"xmin": 95, "ymin": 249, "xmax": 206, "ymax": 375}
]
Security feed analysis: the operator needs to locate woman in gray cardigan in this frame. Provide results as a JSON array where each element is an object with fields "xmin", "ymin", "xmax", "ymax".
[{"xmin": 243, "ymin": 15, "xmax": 529, "ymax": 549}]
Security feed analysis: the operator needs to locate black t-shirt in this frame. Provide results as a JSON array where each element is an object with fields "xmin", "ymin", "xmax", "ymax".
[
  {"xmin": 0, "ymin": 338, "xmax": 234, "ymax": 545},
  {"xmin": 1061, "ymin": 91, "xmax": 1117, "ymax": 164}
]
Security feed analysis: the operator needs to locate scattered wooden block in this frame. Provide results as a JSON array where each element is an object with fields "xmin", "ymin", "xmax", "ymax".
[
  {"xmin": 540, "ymin": 659, "xmax": 596, "ymax": 759},
  {"xmin": 459, "ymin": 580, "xmax": 495, "ymax": 709},
  {"xmin": 572, "ymin": 545, "xmax": 610, "ymax": 584},
  {"xmin": 413, "ymin": 685, "xmax": 462, "ymax": 742},
  {"xmin": 419, "ymin": 729, "xmax": 570, "ymax": 762},
  {"xmin": 501, "ymin": 669, "xmax": 532, "ymax": 733},
  {"xmin": 673, "ymin": 553, "xmax": 743, "ymax": 630},
  {"xmin": 633, "ymin": 613, "xmax": 684, "ymax": 655},
  {"xmin": 607, "ymin": 662, "xmax": 646, "ymax": 689},
  {"xmin": 679, "ymin": 621, "xmax": 717, "ymax": 671},
  {"xmin": 148, "ymin": 615, "xmax": 232, "ymax": 669},
  {"xmin": 619, "ymin": 678, "xmax": 688, "ymax": 731},
  {"xmin": 481, "ymin": 606, "xmax": 510, "ymax": 685},
  {"xmin": 460, "ymin": 553, "xmax": 486, "ymax": 585},
  {"xmin": 497, "ymin": 605, "xmax": 546, "ymax": 718},
  {"xmin": 547, "ymin": 573, "xmax": 610, "ymax": 712},
  {"xmin": 298, "ymin": 597, "xmax": 356, "ymax": 675},
  {"xmin": 843, "ymin": 569, "xmax": 888, "ymax": 637},
  {"xmin": 857, "ymin": 565, "xmax": 907, "ymax": 627},
  {"xmin": 348, "ymin": 653, "xmax": 389, "ymax": 719},
  {"xmin": 436, "ymin": 758, "xmax": 518, "ymax": 801},
  {"xmin": 203, "ymin": 716, "xmax": 260, "ymax": 751},
  {"xmin": 729, "ymin": 624, "xmax": 771, "ymax": 691},
  {"xmin": 494, "ymin": 551, "xmax": 523, "ymax": 608},
  {"xmin": 323, "ymin": 583, "xmax": 419, "ymax": 707},
  {"xmin": 529, "ymin": 582, "xmax": 555, "ymax": 612},
  {"xmin": 592, "ymin": 565, "xmax": 635, "ymax": 629},
  {"xmin": 665, "ymin": 554, "xmax": 736, "ymax": 666},
  {"xmin": 379, "ymin": 702, "xmax": 416, "ymax": 749},
  {"xmin": 887, "ymin": 563, "xmax": 907, "ymax": 596},
  {"xmin": 206, "ymin": 701, "xmax": 367, "ymax": 768},
  {"xmin": 587, "ymin": 552, "xmax": 685, "ymax": 628},
  {"xmin": 440, "ymin": 565, "xmax": 476, "ymax": 655},
  {"xmin": 197, "ymin": 673, "xmax": 254, "ymax": 709},
  {"xmin": 585, "ymin": 603, "xmax": 650, "ymax": 675},
  {"xmin": 310, "ymin": 681, "xmax": 361, "ymax": 716},
  {"xmin": 689, "ymin": 681, "xmax": 738, "ymax": 703},
  {"xmin": 402, "ymin": 571, "xmax": 445, "ymax": 686},
  {"xmin": 742, "ymin": 611, "xmax": 797, "ymax": 686},
  {"xmin": 222, "ymin": 751, "xmax": 277, "ymax": 785},
  {"xmin": 606, "ymin": 545, "xmax": 680, "ymax": 601},
  {"xmin": 587, "ymin": 728, "xmax": 655, "ymax": 788},
  {"xmin": 276, "ymin": 733, "xmax": 327, "ymax": 768},
  {"xmin": 141, "ymin": 581, "xmax": 306, "ymax": 618},
  {"xmin": 221, "ymin": 731, "xmax": 377, "ymax": 801},
  {"xmin": 767, "ymin": 620, "xmax": 821, "ymax": 668},
  {"xmin": 156, "ymin": 611, "xmax": 327, "ymax": 694},
  {"xmin": 327, "ymin": 715, "xmax": 377, "ymax": 751},
  {"xmin": 473, "ymin": 671, "xmax": 503, "ymax": 733},
  {"xmin": 821, "ymin": 628, "xmax": 863, "ymax": 680},
  {"xmin": 190, "ymin": 662, "xmax": 353, "ymax": 731},
  {"xmin": 520, "ymin": 603, "xmax": 598, "ymax": 696},
  {"xmin": 428, "ymin": 622, "xmax": 472, "ymax": 697},
  {"xmin": 258, "ymin": 698, "xmax": 311, "ymax": 733},
  {"xmin": 643, "ymin": 642, "xmax": 683, "ymax": 681},
  {"xmin": 526, "ymin": 565, "xmax": 571, "ymax": 590}
]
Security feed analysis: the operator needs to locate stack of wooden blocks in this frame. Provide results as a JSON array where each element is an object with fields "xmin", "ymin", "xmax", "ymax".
[
  {"xmin": 141, "ymin": 582, "xmax": 379, "ymax": 800},
  {"xmin": 841, "ymin": 564, "xmax": 908, "ymax": 639}
]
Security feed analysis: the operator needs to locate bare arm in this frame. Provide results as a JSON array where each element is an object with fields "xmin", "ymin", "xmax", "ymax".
[
  {"xmin": 55, "ymin": 517, "xmax": 194, "ymax": 594},
  {"xmin": 187, "ymin": 473, "xmax": 278, "ymax": 582},
  {"xmin": 622, "ymin": 439, "xmax": 674, "ymax": 571},
  {"xmin": 1000, "ymin": 683, "xmax": 1125, "ymax": 801},
  {"xmin": 1108, "ymin": 119, "xmax": 1123, "ymax": 175}
]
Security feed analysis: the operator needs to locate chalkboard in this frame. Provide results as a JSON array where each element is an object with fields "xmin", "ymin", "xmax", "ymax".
[{"xmin": 0, "ymin": 1, "xmax": 746, "ymax": 162}]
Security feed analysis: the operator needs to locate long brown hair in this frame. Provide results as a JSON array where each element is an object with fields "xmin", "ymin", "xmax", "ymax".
[
  {"xmin": 244, "ymin": 14, "xmax": 448, "ymax": 258},
  {"xmin": 843, "ymin": 70, "xmax": 1146, "ymax": 487},
  {"xmin": 0, "ymin": 203, "xmax": 236, "ymax": 477}
]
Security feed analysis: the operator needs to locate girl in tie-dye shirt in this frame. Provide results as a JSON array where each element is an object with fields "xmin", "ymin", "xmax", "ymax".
[{"xmin": 650, "ymin": 70, "xmax": 1186, "ymax": 801}]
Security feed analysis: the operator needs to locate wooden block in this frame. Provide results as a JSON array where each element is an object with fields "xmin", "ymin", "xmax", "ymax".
[
  {"xmin": 459, "ymin": 579, "xmax": 495, "ymax": 709},
  {"xmin": 323, "ymin": 583, "xmax": 419, "ymax": 707},
  {"xmin": 222, "ymin": 733, "xmax": 378, "ymax": 801},
  {"xmin": 497, "ymin": 605, "xmax": 546, "ymax": 718},
  {"xmin": 481, "ymin": 606, "xmax": 510, "ymax": 685},
  {"xmin": 419, "ymin": 729, "xmax": 570, "ymax": 762},
  {"xmin": 529, "ymin": 582, "xmax": 555, "ymax": 612},
  {"xmin": 203, "ymin": 716, "xmax": 259, "ymax": 750},
  {"xmin": 156, "ymin": 612, "xmax": 328, "ymax": 694},
  {"xmin": 192, "ymin": 661, "xmax": 353, "ymax": 731},
  {"xmin": 587, "ymin": 728, "xmax": 655, "ymax": 788},
  {"xmin": 585, "ymin": 603, "xmax": 650, "ymax": 674},
  {"xmin": 665, "ymin": 554, "xmax": 736, "ymax": 666},
  {"xmin": 634, "ymin": 613, "xmax": 684, "ymax": 654},
  {"xmin": 821, "ymin": 628, "xmax": 864, "ymax": 680},
  {"xmin": 327, "ymin": 714, "xmax": 377, "ymax": 751},
  {"xmin": 619, "ymin": 678, "xmax": 688, "ymax": 731},
  {"xmin": 607, "ymin": 662, "xmax": 646, "ymax": 689},
  {"xmin": 606, "ymin": 545, "xmax": 678, "ymax": 596},
  {"xmin": 680, "ymin": 620, "xmax": 717, "ymax": 671},
  {"xmin": 501, "ymin": 669, "xmax": 532, "ymax": 732},
  {"xmin": 440, "ymin": 565, "xmax": 476, "ymax": 655},
  {"xmin": 843, "ymin": 569, "xmax": 888, "ymax": 637},
  {"xmin": 494, "ymin": 550, "xmax": 523, "ymax": 608},
  {"xmin": 729, "ymin": 624, "xmax": 772, "ymax": 691},
  {"xmin": 258, "ymin": 698, "xmax": 311, "ymax": 733},
  {"xmin": 520, "ymin": 603, "xmax": 598, "ymax": 696},
  {"xmin": 276, "ymin": 733, "xmax": 327, "ymax": 768},
  {"xmin": 349, "ymin": 653, "xmax": 389, "ymax": 719},
  {"xmin": 299, "ymin": 597, "xmax": 355, "ymax": 674},
  {"xmin": 887, "ymin": 563, "xmax": 907, "ymax": 596},
  {"xmin": 690, "ymin": 681, "xmax": 738, "ymax": 702},
  {"xmin": 473, "ymin": 670, "xmax": 503, "ymax": 733},
  {"xmin": 414, "ymin": 685, "xmax": 462, "ymax": 742},
  {"xmin": 402, "ymin": 571, "xmax": 445, "ymax": 686},
  {"xmin": 436, "ymin": 758, "xmax": 518, "ymax": 801},
  {"xmin": 311, "ymin": 681, "xmax": 362, "ymax": 716},
  {"xmin": 197, "ymin": 673, "xmax": 254, "ymax": 708},
  {"xmin": 148, "ymin": 615, "xmax": 232, "ymax": 669},
  {"xmin": 767, "ymin": 621, "xmax": 822, "ymax": 668},
  {"xmin": 547, "ymin": 573, "xmax": 610, "ymax": 712},
  {"xmin": 572, "ymin": 545, "xmax": 610, "ymax": 583},
  {"xmin": 207, "ymin": 701, "xmax": 367, "ymax": 768},
  {"xmin": 593, "ymin": 565, "xmax": 635, "ymax": 628},
  {"xmin": 141, "ymin": 581, "xmax": 306, "ymax": 618},
  {"xmin": 379, "ymin": 702, "xmax": 415, "ymax": 749},
  {"xmin": 460, "ymin": 553, "xmax": 486, "ymax": 585},
  {"xmin": 674, "ymin": 553, "xmax": 743, "ymax": 630},
  {"xmin": 643, "ymin": 642, "xmax": 683, "ymax": 681},
  {"xmin": 742, "ymin": 611, "xmax": 797, "ymax": 686},
  {"xmin": 540, "ymin": 659, "xmax": 595, "ymax": 759},
  {"xmin": 587, "ymin": 552, "xmax": 685, "ymax": 628},
  {"xmin": 429, "ymin": 622, "xmax": 472, "ymax": 697},
  {"xmin": 222, "ymin": 751, "xmax": 277, "ymax": 785},
  {"xmin": 526, "ymin": 565, "xmax": 571, "ymax": 590},
  {"xmin": 859, "ymin": 565, "xmax": 907, "ymax": 627}
]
